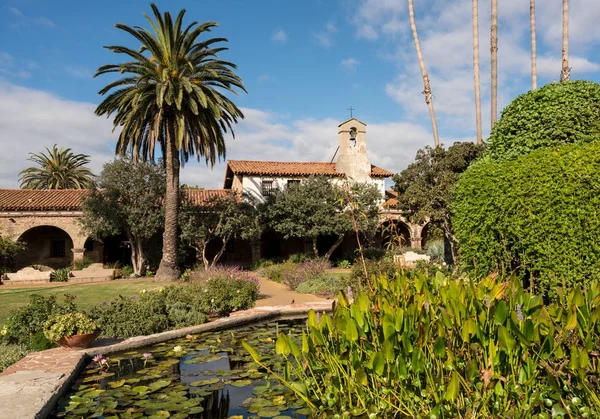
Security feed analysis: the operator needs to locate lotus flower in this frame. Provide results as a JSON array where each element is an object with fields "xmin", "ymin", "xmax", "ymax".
[
  {"xmin": 173, "ymin": 345, "xmax": 183, "ymax": 353},
  {"xmin": 92, "ymin": 354, "xmax": 104, "ymax": 363},
  {"xmin": 143, "ymin": 353, "xmax": 153, "ymax": 359}
]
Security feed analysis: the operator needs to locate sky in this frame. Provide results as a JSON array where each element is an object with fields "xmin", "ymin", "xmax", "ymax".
[{"xmin": 1, "ymin": 0, "xmax": 600, "ymax": 189}]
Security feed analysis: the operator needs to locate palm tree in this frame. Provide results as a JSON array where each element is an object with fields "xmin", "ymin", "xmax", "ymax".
[
  {"xmin": 472, "ymin": 0, "xmax": 483, "ymax": 143},
  {"xmin": 407, "ymin": 0, "xmax": 440, "ymax": 147},
  {"xmin": 19, "ymin": 144, "xmax": 96, "ymax": 189},
  {"xmin": 490, "ymin": 0, "xmax": 498, "ymax": 128},
  {"xmin": 95, "ymin": 4, "xmax": 246, "ymax": 281},
  {"xmin": 530, "ymin": 0, "xmax": 537, "ymax": 90},
  {"xmin": 560, "ymin": 0, "xmax": 570, "ymax": 82}
]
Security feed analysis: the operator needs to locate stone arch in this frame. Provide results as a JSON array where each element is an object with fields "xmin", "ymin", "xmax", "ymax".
[
  {"xmin": 377, "ymin": 219, "xmax": 411, "ymax": 251},
  {"xmin": 16, "ymin": 225, "xmax": 75, "ymax": 269},
  {"xmin": 420, "ymin": 222, "xmax": 444, "ymax": 249}
]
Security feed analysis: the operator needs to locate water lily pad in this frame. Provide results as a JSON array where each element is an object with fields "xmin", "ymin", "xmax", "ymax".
[
  {"xmin": 295, "ymin": 407, "xmax": 312, "ymax": 415},
  {"xmin": 147, "ymin": 411, "xmax": 170, "ymax": 419},
  {"xmin": 231, "ymin": 379, "xmax": 252, "ymax": 387},
  {"xmin": 189, "ymin": 378, "xmax": 220, "ymax": 386},
  {"xmin": 257, "ymin": 409, "xmax": 281, "ymax": 417},
  {"xmin": 109, "ymin": 379, "xmax": 126, "ymax": 388}
]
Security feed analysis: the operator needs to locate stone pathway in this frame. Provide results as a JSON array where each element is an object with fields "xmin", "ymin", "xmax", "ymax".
[
  {"xmin": 255, "ymin": 277, "xmax": 330, "ymax": 307},
  {"xmin": 0, "ymin": 281, "xmax": 332, "ymax": 419}
]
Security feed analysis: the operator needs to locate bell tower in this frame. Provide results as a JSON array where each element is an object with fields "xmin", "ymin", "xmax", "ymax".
[{"xmin": 335, "ymin": 118, "xmax": 371, "ymax": 182}]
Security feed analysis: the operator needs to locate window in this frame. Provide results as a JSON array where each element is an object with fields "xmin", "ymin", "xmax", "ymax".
[
  {"xmin": 51, "ymin": 240, "xmax": 66, "ymax": 258},
  {"xmin": 287, "ymin": 180, "xmax": 301, "ymax": 187},
  {"xmin": 262, "ymin": 180, "xmax": 274, "ymax": 196}
]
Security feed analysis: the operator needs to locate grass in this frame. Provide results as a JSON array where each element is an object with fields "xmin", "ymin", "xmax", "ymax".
[{"xmin": 0, "ymin": 278, "xmax": 162, "ymax": 325}]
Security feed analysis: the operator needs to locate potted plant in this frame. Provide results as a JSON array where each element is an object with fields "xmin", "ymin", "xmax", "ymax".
[{"xmin": 43, "ymin": 313, "xmax": 99, "ymax": 349}]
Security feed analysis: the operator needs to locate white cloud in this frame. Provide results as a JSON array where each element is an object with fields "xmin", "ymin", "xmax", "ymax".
[
  {"xmin": 0, "ymin": 52, "xmax": 32, "ymax": 79},
  {"xmin": 271, "ymin": 29, "xmax": 288, "ymax": 43},
  {"xmin": 313, "ymin": 22, "xmax": 337, "ymax": 47},
  {"xmin": 340, "ymin": 58, "xmax": 360, "ymax": 72},
  {"xmin": 0, "ymin": 82, "xmax": 452, "ymax": 190},
  {"xmin": 9, "ymin": 7, "xmax": 22, "ymax": 16},
  {"xmin": 33, "ymin": 17, "xmax": 56, "ymax": 28}
]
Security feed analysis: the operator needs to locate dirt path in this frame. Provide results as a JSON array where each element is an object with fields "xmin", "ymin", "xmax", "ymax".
[{"xmin": 254, "ymin": 277, "xmax": 329, "ymax": 307}]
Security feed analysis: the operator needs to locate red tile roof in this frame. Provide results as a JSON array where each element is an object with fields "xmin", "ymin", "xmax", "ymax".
[
  {"xmin": 0, "ymin": 189, "xmax": 230, "ymax": 211},
  {"xmin": 225, "ymin": 160, "xmax": 393, "ymax": 178}
]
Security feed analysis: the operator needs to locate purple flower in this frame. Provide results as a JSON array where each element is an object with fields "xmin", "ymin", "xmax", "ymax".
[
  {"xmin": 515, "ymin": 304, "xmax": 523, "ymax": 322},
  {"xmin": 143, "ymin": 353, "xmax": 153, "ymax": 359},
  {"xmin": 316, "ymin": 312, "xmax": 322, "ymax": 322},
  {"xmin": 347, "ymin": 286, "xmax": 353, "ymax": 300},
  {"xmin": 92, "ymin": 354, "xmax": 104, "ymax": 363}
]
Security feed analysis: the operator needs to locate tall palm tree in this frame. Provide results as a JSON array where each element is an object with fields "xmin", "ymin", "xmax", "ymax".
[
  {"xmin": 560, "ymin": 0, "xmax": 570, "ymax": 82},
  {"xmin": 95, "ymin": 4, "xmax": 246, "ymax": 281},
  {"xmin": 530, "ymin": 0, "xmax": 537, "ymax": 90},
  {"xmin": 19, "ymin": 144, "xmax": 96, "ymax": 189},
  {"xmin": 472, "ymin": 0, "xmax": 483, "ymax": 143},
  {"xmin": 490, "ymin": 0, "xmax": 498, "ymax": 128},
  {"xmin": 407, "ymin": 0, "xmax": 440, "ymax": 147}
]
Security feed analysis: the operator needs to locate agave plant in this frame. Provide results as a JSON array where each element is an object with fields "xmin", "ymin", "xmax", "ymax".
[{"xmin": 19, "ymin": 144, "xmax": 96, "ymax": 189}]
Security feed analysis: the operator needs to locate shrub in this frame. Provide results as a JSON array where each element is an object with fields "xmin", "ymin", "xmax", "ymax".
[
  {"xmin": 425, "ymin": 240, "xmax": 445, "ymax": 263},
  {"xmin": 51, "ymin": 267, "xmax": 71, "ymax": 282},
  {"xmin": 361, "ymin": 247, "xmax": 386, "ymax": 260},
  {"xmin": 71, "ymin": 256, "xmax": 93, "ymax": 271},
  {"xmin": 281, "ymin": 259, "xmax": 330, "ymax": 291},
  {"xmin": 1, "ymin": 294, "xmax": 78, "ymax": 346},
  {"xmin": 0, "ymin": 344, "xmax": 28, "ymax": 373},
  {"xmin": 43, "ymin": 313, "xmax": 97, "ymax": 342},
  {"xmin": 295, "ymin": 274, "xmax": 345, "ymax": 296},
  {"xmin": 250, "ymin": 274, "xmax": 600, "ymax": 418},
  {"xmin": 90, "ymin": 269, "xmax": 259, "ymax": 339},
  {"xmin": 453, "ymin": 141, "xmax": 600, "ymax": 299},
  {"xmin": 335, "ymin": 259, "xmax": 352, "ymax": 269},
  {"xmin": 0, "ymin": 233, "xmax": 25, "ymax": 276},
  {"xmin": 259, "ymin": 263, "xmax": 286, "ymax": 283},
  {"xmin": 487, "ymin": 80, "xmax": 600, "ymax": 161}
]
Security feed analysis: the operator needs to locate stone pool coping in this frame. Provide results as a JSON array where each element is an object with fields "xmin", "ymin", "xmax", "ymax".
[{"xmin": 0, "ymin": 301, "xmax": 333, "ymax": 419}]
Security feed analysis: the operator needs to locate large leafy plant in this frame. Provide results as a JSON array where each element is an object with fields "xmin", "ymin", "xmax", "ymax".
[{"xmin": 246, "ymin": 273, "xmax": 600, "ymax": 418}]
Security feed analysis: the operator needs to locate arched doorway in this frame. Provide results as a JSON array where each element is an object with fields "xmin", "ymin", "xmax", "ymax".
[
  {"xmin": 17, "ymin": 226, "xmax": 74, "ymax": 269},
  {"xmin": 421, "ymin": 222, "xmax": 444, "ymax": 249}
]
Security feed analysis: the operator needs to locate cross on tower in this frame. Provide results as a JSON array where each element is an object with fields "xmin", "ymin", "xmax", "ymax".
[{"xmin": 347, "ymin": 106, "xmax": 355, "ymax": 118}]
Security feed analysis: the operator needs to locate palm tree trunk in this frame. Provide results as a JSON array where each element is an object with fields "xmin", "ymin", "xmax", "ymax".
[
  {"xmin": 473, "ymin": 0, "xmax": 483, "ymax": 143},
  {"xmin": 408, "ymin": 0, "xmax": 440, "ymax": 148},
  {"xmin": 530, "ymin": 0, "xmax": 537, "ymax": 90},
  {"xmin": 560, "ymin": 0, "xmax": 570, "ymax": 82},
  {"xmin": 490, "ymin": 0, "xmax": 498, "ymax": 129},
  {"xmin": 155, "ymin": 126, "xmax": 181, "ymax": 281}
]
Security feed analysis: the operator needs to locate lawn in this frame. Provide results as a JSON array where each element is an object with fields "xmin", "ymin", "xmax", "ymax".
[{"xmin": 0, "ymin": 279, "xmax": 162, "ymax": 325}]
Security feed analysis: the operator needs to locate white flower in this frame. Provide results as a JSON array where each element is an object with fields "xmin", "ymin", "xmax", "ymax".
[
  {"xmin": 139, "ymin": 289, "xmax": 147, "ymax": 294},
  {"xmin": 173, "ymin": 345, "xmax": 183, "ymax": 352}
]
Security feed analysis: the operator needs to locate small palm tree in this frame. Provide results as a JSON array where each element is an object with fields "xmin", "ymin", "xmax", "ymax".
[
  {"xmin": 19, "ymin": 144, "xmax": 96, "ymax": 189},
  {"xmin": 95, "ymin": 4, "xmax": 246, "ymax": 281},
  {"xmin": 407, "ymin": 0, "xmax": 440, "ymax": 147}
]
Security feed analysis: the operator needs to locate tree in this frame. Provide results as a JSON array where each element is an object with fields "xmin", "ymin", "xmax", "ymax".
[
  {"xmin": 179, "ymin": 192, "xmax": 260, "ymax": 269},
  {"xmin": 95, "ymin": 4, "xmax": 246, "ymax": 281},
  {"xmin": 490, "ymin": 0, "xmax": 498, "ymax": 128},
  {"xmin": 0, "ymin": 231, "xmax": 25, "ymax": 275},
  {"xmin": 472, "ymin": 0, "xmax": 483, "ymax": 144},
  {"xmin": 262, "ymin": 177, "xmax": 380, "ymax": 260},
  {"xmin": 487, "ymin": 81, "xmax": 600, "ymax": 161},
  {"xmin": 407, "ymin": 0, "xmax": 440, "ymax": 147},
  {"xmin": 560, "ymin": 0, "xmax": 570, "ymax": 82},
  {"xmin": 530, "ymin": 0, "xmax": 537, "ymax": 90},
  {"xmin": 392, "ymin": 142, "xmax": 484, "ymax": 264},
  {"xmin": 19, "ymin": 144, "xmax": 96, "ymax": 190},
  {"xmin": 79, "ymin": 159, "xmax": 165, "ymax": 275}
]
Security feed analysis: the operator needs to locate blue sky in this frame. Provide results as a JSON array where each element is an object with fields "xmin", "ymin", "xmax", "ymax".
[{"xmin": 1, "ymin": 0, "xmax": 600, "ymax": 188}]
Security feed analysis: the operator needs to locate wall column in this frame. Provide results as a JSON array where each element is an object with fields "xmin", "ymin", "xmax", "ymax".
[
  {"xmin": 72, "ymin": 248, "xmax": 85, "ymax": 262},
  {"xmin": 409, "ymin": 224, "xmax": 424, "ymax": 250}
]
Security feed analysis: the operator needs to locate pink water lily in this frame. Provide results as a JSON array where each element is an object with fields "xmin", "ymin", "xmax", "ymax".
[
  {"xmin": 92, "ymin": 354, "xmax": 104, "ymax": 363},
  {"xmin": 143, "ymin": 353, "xmax": 153, "ymax": 359}
]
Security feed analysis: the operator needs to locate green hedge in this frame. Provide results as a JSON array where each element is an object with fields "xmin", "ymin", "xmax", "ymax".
[
  {"xmin": 453, "ymin": 141, "xmax": 600, "ymax": 298},
  {"xmin": 487, "ymin": 80, "xmax": 600, "ymax": 161}
]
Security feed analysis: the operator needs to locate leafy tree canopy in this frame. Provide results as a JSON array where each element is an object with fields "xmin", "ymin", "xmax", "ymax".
[
  {"xmin": 452, "ymin": 141, "xmax": 600, "ymax": 299},
  {"xmin": 79, "ymin": 159, "xmax": 165, "ymax": 275},
  {"xmin": 262, "ymin": 177, "xmax": 381, "ymax": 259},
  {"xmin": 392, "ymin": 142, "xmax": 484, "ymax": 263},
  {"xmin": 19, "ymin": 144, "xmax": 96, "ymax": 189},
  {"xmin": 0, "ymin": 231, "xmax": 25, "ymax": 275},
  {"xmin": 179, "ymin": 192, "xmax": 260, "ymax": 269},
  {"xmin": 487, "ymin": 80, "xmax": 600, "ymax": 161}
]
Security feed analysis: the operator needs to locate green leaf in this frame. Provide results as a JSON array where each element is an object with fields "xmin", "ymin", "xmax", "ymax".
[
  {"xmin": 275, "ymin": 333, "xmax": 290, "ymax": 356},
  {"xmin": 433, "ymin": 336, "xmax": 446, "ymax": 358},
  {"xmin": 346, "ymin": 318, "xmax": 359, "ymax": 342},
  {"xmin": 370, "ymin": 351, "xmax": 385, "ymax": 376},
  {"xmin": 494, "ymin": 300, "xmax": 509, "ymax": 325},
  {"xmin": 444, "ymin": 371, "xmax": 460, "ymax": 401},
  {"xmin": 497, "ymin": 325, "xmax": 516, "ymax": 352},
  {"xmin": 242, "ymin": 340, "xmax": 261, "ymax": 362}
]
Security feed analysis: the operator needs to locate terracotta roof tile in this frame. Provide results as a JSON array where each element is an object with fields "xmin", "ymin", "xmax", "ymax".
[
  {"xmin": 0, "ymin": 189, "xmax": 230, "ymax": 211},
  {"xmin": 226, "ymin": 160, "xmax": 393, "ymax": 178}
]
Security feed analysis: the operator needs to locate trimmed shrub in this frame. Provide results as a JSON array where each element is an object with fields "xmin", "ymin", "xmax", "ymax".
[
  {"xmin": 0, "ymin": 344, "xmax": 28, "ymax": 373},
  {"xmin": 487, "ymin": 80, "xmax": 600, "ymax": 161},
  {"xmin": 425, "ymin": 240, "xmax": 445, "ymax": 263},
  {"xmin": 51, "ymin": 267, "xmax": 71, "ymax": 282},
  {"xmin": 71, "ymin": 256, "xmax": 93, "ymax": 271},
  {"xmin": 281, "ymin": 259, "xmax": 331, "ymax": 290},
  {"xmin": 453, "ymin": 141, "xmax": 600, "ymax": 298},
  {"xmin": 295, "ymin": 274, "xmax": 345, "ymax": 296}
]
